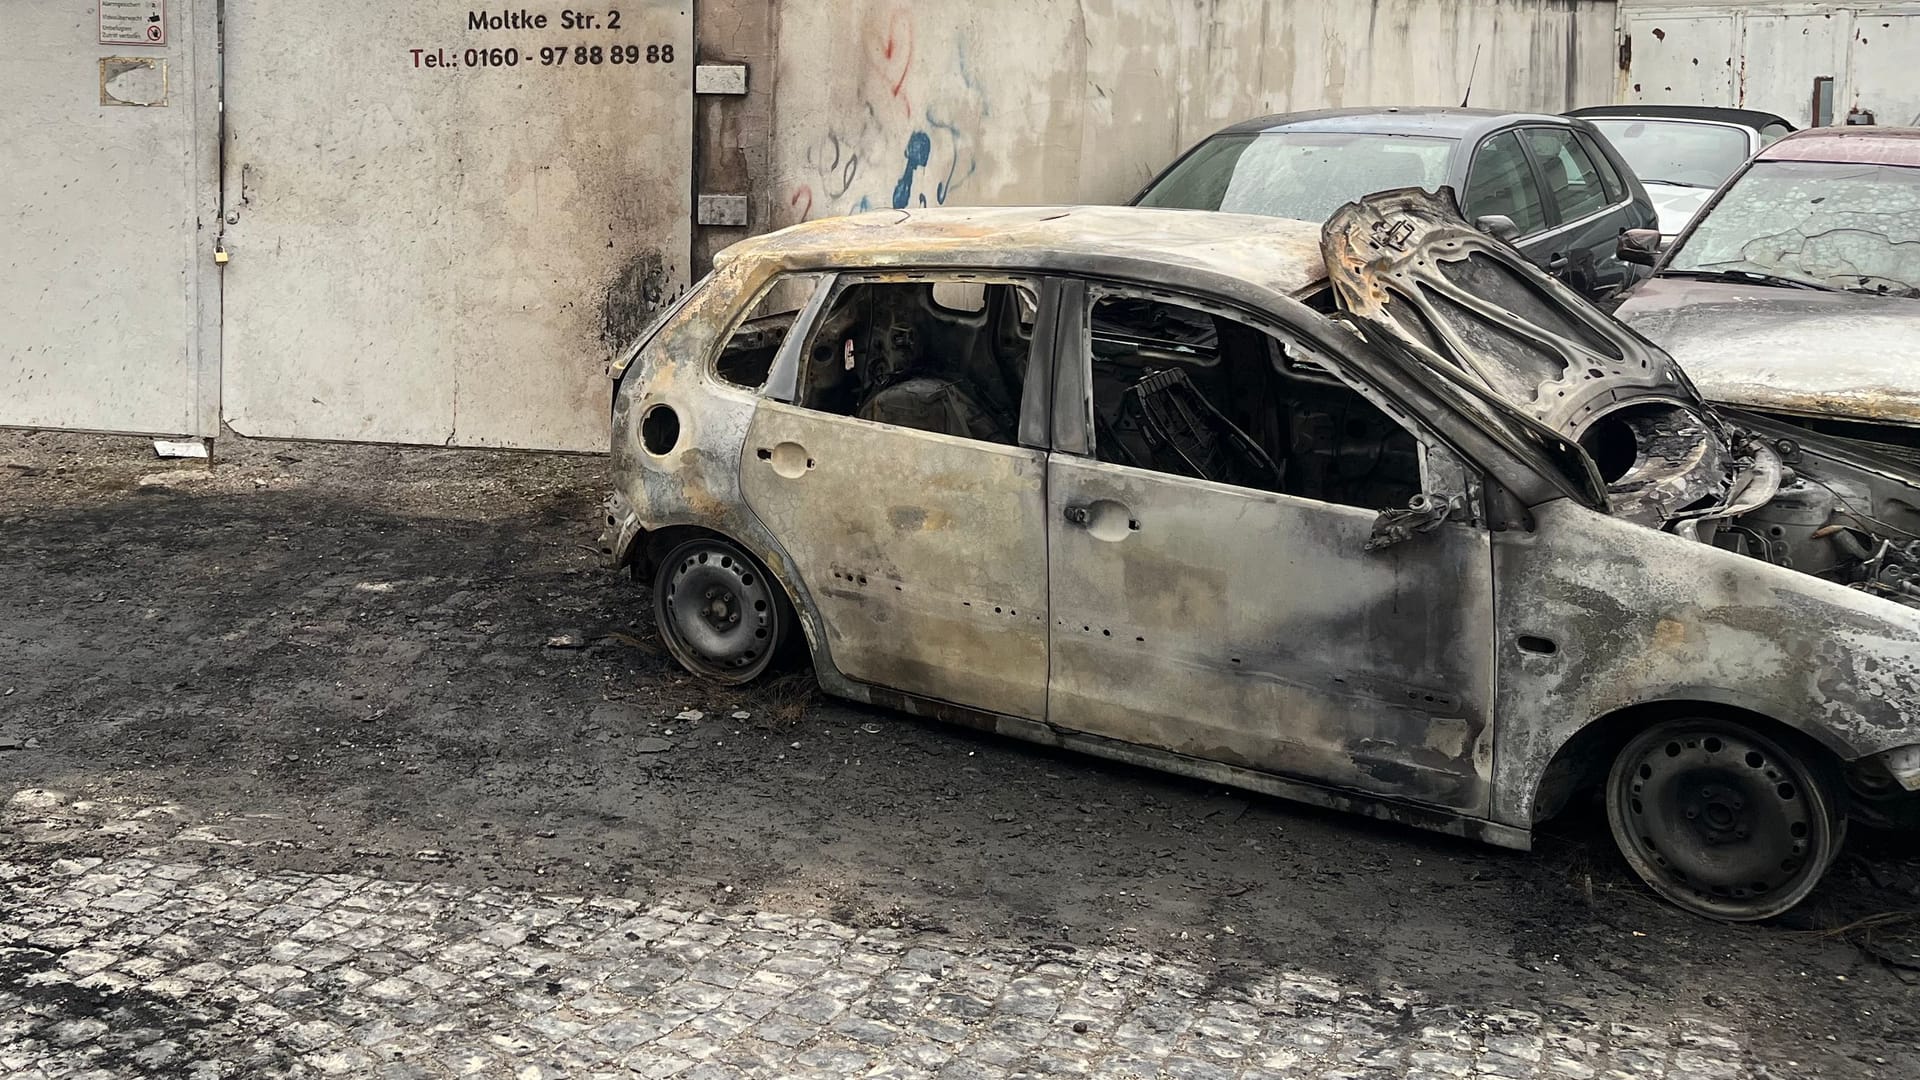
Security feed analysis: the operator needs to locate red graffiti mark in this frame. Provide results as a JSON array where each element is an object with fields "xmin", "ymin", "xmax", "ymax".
[
  {"xmin": 881, "ymin": 9, "xmax": 914, "ymax": 117},
  {"xmin": 789, "ymin": 185, "xmax": 814, "ymax": 222}
]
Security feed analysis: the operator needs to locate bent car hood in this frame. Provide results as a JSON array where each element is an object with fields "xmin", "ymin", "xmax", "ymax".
[
  {"xmin": 1322, "ymin": 187, "xmax": 1709, "ymax": 441},
  {"xmin": 1616, "ymin": 277, "xmax": 1920, "ymax": 430}
]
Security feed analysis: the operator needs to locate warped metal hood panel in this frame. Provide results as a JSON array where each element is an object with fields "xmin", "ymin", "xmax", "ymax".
[{"xmin": 1322, "ymin": 187, "xmax": 1704, "ymax": 440}]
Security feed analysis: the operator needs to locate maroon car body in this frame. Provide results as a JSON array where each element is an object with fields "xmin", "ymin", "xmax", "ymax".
[{"xmin": 1616, "ymin": 127, "xmax": 1920, "ymax": 458}]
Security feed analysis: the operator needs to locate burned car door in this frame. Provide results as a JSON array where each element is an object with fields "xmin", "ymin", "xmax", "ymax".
[
  {"xmin": 739, "ymin": 274, "xmax": 1055, "ymax": 721},
  {"xmin": 1041, "ymin": 280, "xmax": 1497, "ymax": 814}
]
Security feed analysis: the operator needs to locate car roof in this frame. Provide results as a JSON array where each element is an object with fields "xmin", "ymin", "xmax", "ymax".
[
  {"xmin": 1214, "ymin": 106, "xmax": 1572, "ymax": 140},
  {"xmin": 1568, "ymin": 104, "xmax": 1793, "ymax": 131},
  {"xmin": 1757, "ymin": 126, "xmax": 1920, "ymax": 165},
  {"xmin": 716, "ymin": 206, "xmax": 1328, "ymax": 297}
]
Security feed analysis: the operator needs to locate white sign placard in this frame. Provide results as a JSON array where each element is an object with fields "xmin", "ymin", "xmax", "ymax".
[{"xmin": 99, "ymin": 0, "xmax": 166, "ymax": 47}]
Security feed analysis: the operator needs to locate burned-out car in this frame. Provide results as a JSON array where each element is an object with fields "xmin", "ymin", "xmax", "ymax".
[{"xmin": 603, "ymin": 191, "xmax": 1920, "ymax": 921}]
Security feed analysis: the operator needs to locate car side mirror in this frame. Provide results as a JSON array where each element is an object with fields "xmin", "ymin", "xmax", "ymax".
[
  {"xmin": 1365, "ymin": 493, "xmax": 1464, "ymax": 551},
  {"xmin": 1474, "ymin": 214, "xmax": 1521, "ymax": 242},
  {"xmin": 1617, "ymin": 228, "xmax": 1667, "ymax": 266}
]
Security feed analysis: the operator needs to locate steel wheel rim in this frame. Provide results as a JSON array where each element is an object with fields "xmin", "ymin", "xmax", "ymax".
[
  {"xmin": 1608, "ymin": 722, "xmax": 1836, "ymax": 921},
  {"xmin": 656, "ymin": 540, "xmax": 778, "ymax": 682}
]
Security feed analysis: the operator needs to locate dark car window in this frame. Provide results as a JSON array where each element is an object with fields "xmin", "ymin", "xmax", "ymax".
[
  {"xmin": 1575, "ymin": 130, "xmax": 1625, "ymax": 203},
  {"xmin": 792, "ymin": 278, "xmax": 1041, "ymax": 444},
  {"xmin": 1665, "ymin": 159, "xmax": 1920, "ymax": 296},
  {"xmin": 1586, "ymin": 119, "xmax": 1751, "ymax": 189},
  {"xmin": 1081, "ymin": 290, "xmax": 1421, "ymax": 510},
  {"xmin": 1463, "ymin": 131, "xmax": 1547, "ymax": 236},
  {"xmin": 1524, "ymin": 127, "xmax": 1610, "ymax": 222},
  {"xmin": 1136, "ymin": 131, "xmax": 1456, "ymax": 223}
]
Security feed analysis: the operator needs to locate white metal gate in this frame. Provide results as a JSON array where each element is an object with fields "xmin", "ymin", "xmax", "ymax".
[
  {"xmin": 219, "ymin": 1, "xmax": 694, "ymax": 451},
  {"xmin": 1621, "ymin": 1, "xmax": 1920, "ymax": 127},
  {"xmin": 1, "ymin": 1, "xmax": 219, "ymax": 437}
]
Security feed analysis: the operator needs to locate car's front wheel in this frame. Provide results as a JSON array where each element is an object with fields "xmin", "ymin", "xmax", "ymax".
[
  {"xmin": 1606, "ymin": 718, "xmax": 1844, "ymax": 921},
  {"xmin": 652, "ymin": 536, "xmax": 790, "ymax": 684}
]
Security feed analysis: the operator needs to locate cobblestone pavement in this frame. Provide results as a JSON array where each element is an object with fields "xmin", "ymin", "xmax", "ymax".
[{"xmin": 1, "ymin": 850, "xmax": 1776, "ymax": 1080}]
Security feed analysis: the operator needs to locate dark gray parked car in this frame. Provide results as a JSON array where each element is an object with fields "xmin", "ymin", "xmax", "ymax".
[{"xmin": 1133, "ymin": 107, "xmax": 1657, "ymax": 298}]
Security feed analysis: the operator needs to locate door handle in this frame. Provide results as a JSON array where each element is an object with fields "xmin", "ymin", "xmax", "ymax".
[
  {"xmin": 1063, "ymin": 504, "xmax": 1091, "ymax": 526},
  {"xmin": 1547, "ymin": 253, "xmax": 1570, "ymax": 275}
]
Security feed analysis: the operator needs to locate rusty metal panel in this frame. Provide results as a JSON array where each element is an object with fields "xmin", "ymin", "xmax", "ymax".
[
  {"xmin": 1622, "ymin": 10, "xmax": 1741, "ymax": 106},
  {"xmin": 1620, "ymin": 3, "xmax": 1920, "ymax": 127},
  {"xmin": 220, "ymin": 2, "xmax": 692, "ymax": 450},
  {"xmin": 1739, "ymin": 12, "xmax": 1851, "ymax": 124},
  {"xmin": 1840, "ymin": 10, "xmax": 1920, "ymax": 126},
  {"xmin": 2, "ymin": 1, "xmax": 218, "ymax": 436},
  {"xmin": 1043, "ymin": 456, "xmax": 1497, "ymax": 815},
  {"xmin": 738, "ymin": 400, "xmax": 1051, "ymax": 720}
]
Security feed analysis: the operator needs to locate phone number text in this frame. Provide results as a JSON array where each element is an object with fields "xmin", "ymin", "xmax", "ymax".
[{"xmin": 410, "ymin": 43, "xmax": 675, "ymax": 68}]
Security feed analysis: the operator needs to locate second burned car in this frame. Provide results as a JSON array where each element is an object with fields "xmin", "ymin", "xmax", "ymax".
[{"xmin": 603, "ymin": 192, "xmax": 1920, "ymax": 922}]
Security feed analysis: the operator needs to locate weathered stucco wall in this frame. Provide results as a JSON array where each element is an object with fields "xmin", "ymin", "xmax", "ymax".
[{"xmin": 754, "ymin": 0, "xmax": 1617, "ymax": 231}]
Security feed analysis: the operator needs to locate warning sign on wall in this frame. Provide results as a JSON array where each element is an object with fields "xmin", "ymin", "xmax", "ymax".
[{"xmin": 99, "ymin": 0, "xmax": 166, "ymax": 47}]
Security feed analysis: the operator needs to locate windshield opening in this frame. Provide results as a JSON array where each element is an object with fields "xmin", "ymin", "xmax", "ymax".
[
  {"xmin": 1665, "ymin": 160, "xmax": 1920, "ymax": 297},
  {"xmin": 1137, "ymin": 131, "xmax": 1456, "ymax": 223},
  {"xmin": 1587, "ymin": 119, "xmax": 1750, "ymax": 189}
]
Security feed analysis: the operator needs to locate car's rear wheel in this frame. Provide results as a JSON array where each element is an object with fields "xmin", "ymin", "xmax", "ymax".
[
  {"xmin": 1606, "ymin": 718, "xmax": 1843, "ymax": 921},
  {"xmin": 652, "ymin": 536, "xmax": 789, "ymax": 684}
]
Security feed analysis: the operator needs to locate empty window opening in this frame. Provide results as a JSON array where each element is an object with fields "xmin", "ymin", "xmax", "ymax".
[
  {"xmin": 1087, "ymin": 293, "xmax": 1421, "ymax": 512},
  {"xmin": 715, "ymin": 273, "xmax": 829, "ymax": 390},
  {"xmin": 796, "ymin": 279, "xmax": 1038, "ymax": 446}
]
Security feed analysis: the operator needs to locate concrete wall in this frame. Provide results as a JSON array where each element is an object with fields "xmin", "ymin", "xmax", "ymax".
[{"xmin": 729, "ymin": 0, "xmax": 1617, "ymax": 239}]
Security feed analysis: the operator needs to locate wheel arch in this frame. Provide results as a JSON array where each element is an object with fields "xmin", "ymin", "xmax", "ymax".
[
  {"xmin": 624, "ymin": 521, "xmax": 828, "ymax": 665},
  {"xmin": 1527, "ymin": 695, "xmax": 1848, "ymax": 826}
]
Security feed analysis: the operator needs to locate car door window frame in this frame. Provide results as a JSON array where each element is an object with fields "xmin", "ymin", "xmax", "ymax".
[
  {"xmin": 1049, "ymin": 275, "xmax": 1482, "ymax": 517},
  {"xmin": 1521, "ymin": 125, "xmax": 1618, "ymax": 229},
  {"xmin": 757, "ymin": 269, "xmax": 1061, "ymax": 453},
  {"xmin": 1464, "ymin": 126, "xmax": 1555, "ymax": 238},
  {"xmin": 755, "ymin": 272, "xmax": 838, "ymax": 403},
  {"xmin": 1573, "ymin": 129, "xmax": 1626, "ymax": 205}
]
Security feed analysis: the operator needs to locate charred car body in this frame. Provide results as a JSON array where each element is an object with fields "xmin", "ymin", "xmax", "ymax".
[{"xmin": 603, "ymin": 192, "xmax": 1920, "ymax": 921}]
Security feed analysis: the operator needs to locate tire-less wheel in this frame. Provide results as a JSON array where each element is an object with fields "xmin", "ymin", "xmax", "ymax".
[
  {"xmin": 652, "ymin": 537, "xmax": 789, "ymax": 684},
  {"xmin": 1606, "ymin": 719, "xmax": 1843, "ymax": 921}
]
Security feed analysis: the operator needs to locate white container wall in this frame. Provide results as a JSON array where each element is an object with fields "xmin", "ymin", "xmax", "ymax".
[{"xmin": 1620, "ymin": 0, "xmax": 1920, "ymax": 127}]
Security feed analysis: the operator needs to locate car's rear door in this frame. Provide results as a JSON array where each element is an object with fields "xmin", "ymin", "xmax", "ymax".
[
  {"xmin": 1519, "ymin": 126, "xmax": 1639, "ymax": 296},
  {"xmin": 739, "ymin": 274, "xmax": 1060, "ymax": 721}
]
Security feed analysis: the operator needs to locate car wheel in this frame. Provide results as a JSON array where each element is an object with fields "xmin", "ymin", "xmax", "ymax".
[
  {"xmin": 1605, "ymin": 719, "xmax": 1844, "ymax": 922},
  {"xmin": 652, "ymin": 537, "xmax": 789, "ymax": 685}
]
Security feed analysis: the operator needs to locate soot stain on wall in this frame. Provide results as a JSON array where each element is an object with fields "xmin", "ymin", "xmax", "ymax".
[{"xmin": 601, "ymin": 249, "xmax": 671, "ymax": 354}]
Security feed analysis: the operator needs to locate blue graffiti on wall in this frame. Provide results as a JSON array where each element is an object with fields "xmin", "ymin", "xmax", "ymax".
[{"xmin": 892, "ymin": 131, "xmax": 933, "ymax": 210}]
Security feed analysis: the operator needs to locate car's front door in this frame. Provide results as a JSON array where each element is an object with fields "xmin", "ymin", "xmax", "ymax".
[
  {"xmin": 1041, "ymin": 281, "xmax": 1498, "ymax": 814},
  {"xmin": 740, "ymin": 274, "xmax": 1057, "ymax": 720}
]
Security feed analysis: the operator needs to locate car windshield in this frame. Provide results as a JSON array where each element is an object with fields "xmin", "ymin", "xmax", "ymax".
[
  {"xmin": 1586, "ymin": 119, "xmax": 1750, "ymax": 188},
  {"xmin": 1136, "ymin": 131, "xmax": 1456, "ymax": 222},
  {"xmin": 1665, "ymin": 159, "xmax": 1920, "ymax": 297}
]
